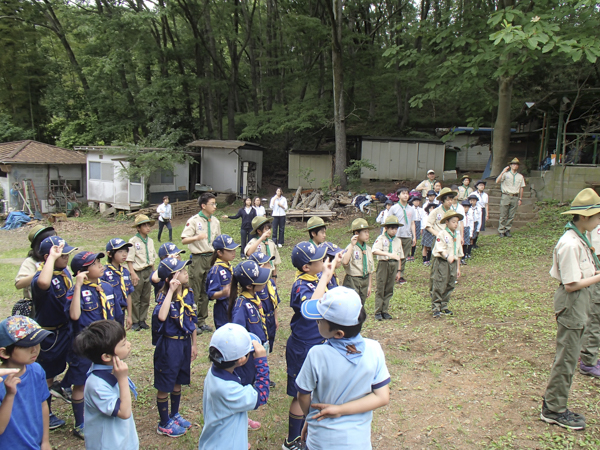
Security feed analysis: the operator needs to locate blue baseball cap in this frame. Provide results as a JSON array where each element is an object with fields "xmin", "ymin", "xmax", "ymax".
[
  {"xmin": 301, "ymin": 286, "xmax": 362, "ymax": 326},
  {"xmin": 291, "ymin": 241, "xmax": 327, "ymax": 270},
  {"xmin": 0, "ymin": 316, "xmax": 53, "ymax": 348},
  {"xmin": 105, "ymin": 238, "xmax": 132, "ymax": 252},
  {"xmin": 321, "ymin": 242, "xmax": 343, "ymax": 259},
  {"xmin": 158, "ymin": 242, "xmax": 186, "ymax": 259},
  {"xmin": 213, "ymin": 235, "xmax": 240, "ymax": 251},
  {"xmin": 157, "ymin": 257, "xmax": 192, "ymax": 280},
  {"xmin": 233, "ymin": 260, "xmax": 271, "ymax": 287},
  {"xmin": 427, "ymin": 190, "xmax": 436, "ymax": 196},
  {"xmin": 248, "ymin": 251, "xmax": 275, "ymax": 265},
  {"xmin": 210, "ymin": 323, "xmax": 260, "ymax": 362},
  {"xmin": 71, "ymin": 251, "xmax": 105, "ymax": 274},
  {"xmin": 39, "ymin": 236, "xmax": 78, "ymax": 257}
]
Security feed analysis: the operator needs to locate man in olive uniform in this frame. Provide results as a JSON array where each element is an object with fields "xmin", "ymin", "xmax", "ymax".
[
  {"xmin": 579, "ymin": 222, "xmax": 600, "ymax": 377},
  {"xmin": 495, "ymin": 158, "xmax": 526, "ymax": 237}
]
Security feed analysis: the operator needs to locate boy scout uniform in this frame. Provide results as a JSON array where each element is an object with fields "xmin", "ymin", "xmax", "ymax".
[
  {"xmin": 425, "ymin": 188, "xmax": 456, "ymax": 236},
  {"xmin": 244, "ymin": 217, "xmax": 281, "ymax": 266},
  {"xmin": 580, "ymin": 224, "xmax": 600, "ymax": 370},
  {"xmin": 430, "ymin": 211, "xmax": 464, "ymax": 313},
  {"xmin": 181, "ymin": 212, "xmax": 221, "ymax": 328},
  {"xmin": 342, "ymin": 219, "xmax": 375, "ymax": 305},
  {"xmin": 127, "ymin": 215, "xmax": 158, "ymax": 325},
  {"xmin": 457, "ymin": 175, "xmax": 474, "ymax": 201},
  {"xmin": 372, "ymin": 216, "xmax": 404, "ymax": 316},
  {"xmin": 415, "ymin": 177, "xmax": 436, "ymax": 198},
  {"xmin": 543, "ymin": 189, "xmax": 600, "ymax": 418},
  {"xmin": 498, "ymin": 158, "xmax": 526, "ymax": 235}
]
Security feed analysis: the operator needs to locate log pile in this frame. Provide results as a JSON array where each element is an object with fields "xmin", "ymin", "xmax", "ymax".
[
  {"xmin": 286, "ymin": 186, "xmax": 355, "ymax": 220},
  {"xmin": 125, "ymin": 193, "xmax": 235, "ymax": 218}
]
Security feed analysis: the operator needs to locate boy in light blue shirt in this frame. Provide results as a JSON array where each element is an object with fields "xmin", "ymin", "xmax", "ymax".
[
  {"xmin": 74, "ymin": 320, "xmax": 138, "ymax": 450},
  {"xmin": 198, "ymin": 323, "xmax": 270, "ymax": 450},
  {"xmin": 296, "ymin": 286, "xmax": 391, "ymax": 450}
]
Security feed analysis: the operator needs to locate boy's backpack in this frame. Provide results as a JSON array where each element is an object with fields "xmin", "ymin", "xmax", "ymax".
[
  {"xmin": 387, "ymin": 192, "xmax": 399, "ymax": 202},
  {"xmin": 375, "ymin": 192, "xmax": 387, "ymax": 203}
]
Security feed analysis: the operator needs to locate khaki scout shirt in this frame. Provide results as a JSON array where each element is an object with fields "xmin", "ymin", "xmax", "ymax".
[
  {"xmin": 457, "ymin": 185, "xmax": 474, "ymax": 201},
  {"xmin": 343, "ymin": 243, "xmax": 375, "ymax": 276},
  {"xmin": 426, "ymin": 205, "xmax": 449, "ymax": 235},
  {"xmin": 372, "ymin": 234, "xmax": 404, "ymax": 261},
  {"xmin": 500, "ymin": 171, "xmax": 526, "ymax": 195},
  {"xmin": 244, "ymin": 238, "xmax": 281, "ymax": 266},
  {"xmin": 432, "ymin": 228, "xmax": 463, "ymax": 259},
  {"xmin": 15, "ymin": 257, "xmax": 39, "ymax": 300},
  {"xmin": 587, "ymin": 225, "xmax": 600, "ymax": 256},
  {"xmin": 127, "ymin": 235, "xmax": 157, "ymax": 271},
  {"xmin": 415, "ymin": 179, "xmax": 435, "ymax": 196},
  {"xmin": 181, "ymin": 213, "xmax": 221, "ymax": 254},
  {"xmin": 550, "ymin": 229, "xmax": 596, "ymax": 284}
]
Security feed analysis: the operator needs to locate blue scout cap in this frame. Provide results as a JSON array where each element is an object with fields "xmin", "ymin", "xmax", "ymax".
[
  {"xmin": 461, "ymin": 200, "xmax": 471, "ymax": 207},
  {"xmin": 0, "ymin": 315, "xmax": 53, "ymax": 348},
  {"xmin": 321, "ymin": 242, "xmax": 343, "ymax": 258},
  {"xmin": 158, "ymin": 242, "xmax": 186, "ymax": 259},
  {"xmin": 467, "ymin": 194, "xmax": 479, "ymax": 201},
  {"xmin": 105, "ymin": 238, "xmax": 132, "ymax": 252},
  {"xmin": 39, "ymin": 236, "xmax": 77, "ymax": 257},
  {"xmin": 301, "ymin": 286, "xmax": 362, "ymax": 326},
  {"xmin": 212, "ymin": 235, "xmax": 240, "ymax": 251},
  {"xmin": 157, "ymin": 257, "xmax": 192, "ymax": 280},
  {"xmin": 384, "ymin": 199, "xmax": 393, "ymax": 205},
  {"xmin": 210, "ymin": 323, "xmax": 260, "ymax": 362},
  {"xmin": 248, "ymin": 251, "xmax": 275, "ymax": 265},
  {"xmin": 427, "ymin": 190, "xmax": 436, "ymax": 196},
  {"xmin": 71, "ymin": 251, "xmax": 105, "ymax": 274},
  {"xmin": 233, "ymin": 260, "xmax": 271, "ymax": 287},
  {"xmin": 291, "ymin": 241, "xmax": 327, "ymax": 270}
]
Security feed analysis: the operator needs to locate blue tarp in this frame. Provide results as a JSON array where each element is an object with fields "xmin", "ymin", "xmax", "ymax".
[{"xmin": 1, "ymin": 211, "xmax": 31, "ymax": 230}]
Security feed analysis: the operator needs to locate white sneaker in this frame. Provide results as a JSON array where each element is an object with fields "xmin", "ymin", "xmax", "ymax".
[{"xmin": 278, "ymin": 244, "xmax": 282, "ymax": 248}]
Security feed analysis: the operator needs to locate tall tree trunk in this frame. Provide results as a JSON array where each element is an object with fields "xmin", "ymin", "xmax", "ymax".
[
  {"xmin": 330, "ymin": 0, "xmax": 347, "ymax": 189},
  {"xmin": 491, "ymin": 76, "xmax": 513, "ymax": 176}
]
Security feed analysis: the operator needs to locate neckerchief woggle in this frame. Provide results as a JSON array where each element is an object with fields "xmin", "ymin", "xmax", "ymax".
[{"xmin": 327, "ymin": 333, "xmax": 365, "ymax": 365}]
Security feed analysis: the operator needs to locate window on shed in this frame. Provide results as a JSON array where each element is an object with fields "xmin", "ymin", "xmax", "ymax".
[
  {"xmin": 89, "ymin": 162, "xmax": 101, "ymax": 180},
  {"xmin": 149, "ymin": 168, "xmax": 174, "ymax": 185},
  {"xmin": 101, "ymin": 163, "xmax": 113, "ymax": 181}
]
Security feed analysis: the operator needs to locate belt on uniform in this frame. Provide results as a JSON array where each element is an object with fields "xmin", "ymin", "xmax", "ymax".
[
  {"xmin": 164, "ymin": 334, "xmax": 191, "ymax": 340},
  {"xmin": 502, "ymin": 193, "xmax": 519, "ymax": 197},
  {"xmin": 265, "ymin": 312, "xmax": 275, "ymax": 318},
  {"xmin": 42, "ymin": 322, "xmax": 67, "ymax": 331},
  {"xmin": 191, "ymin": 252, "xmax": 213, "ymax": 257},
  {"xmin": 350, "ymin": 274, "xmax": 369, "ymax": 280}
]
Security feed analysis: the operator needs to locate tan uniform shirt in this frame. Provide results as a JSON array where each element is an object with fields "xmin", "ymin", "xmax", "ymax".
[
  {"xmin": 15, "ymin": 257, "xmax": 39, "ymax": 300},
  {"xmin": 126, "ymin": 235, "xmax": 157, "ymax": 271},
  {"xmin": 457, "ymin": 185, "xmax": 474, "ymax": 201},
  {"xmin": 500, "ymin": 171, "xmax": 526, "ymax": 195},
  {"xmin": 433, "ymin": 228, "xmax": 464, "ymax": 259},
  {"xmin": 415, "ymin": 179, "xmax": 435, "ymax": 197},
  {"xmin": 343, "ymin": 243, "xmax": 375, "ymax": 276},
  {"xmin": 244, "ymin": 238, "xmax": 281, "ymax": 266},
  {"xmin": 372, "ymin": 234, "xmax": 404, "ymax": 261},
  {"xmin": 587, "ymin": 225, "xmax": 600, "ymax": 256},
  {"xmin": 181, "ymin": 214, "xmax": 221, "ymax": 254},
  {"xmin": 426, "ymin": 205, "xmax": 449, "ymax": 235},
  {"xmin": 550, "ymin": 229, "xmax": 596, "ymax": 284}
]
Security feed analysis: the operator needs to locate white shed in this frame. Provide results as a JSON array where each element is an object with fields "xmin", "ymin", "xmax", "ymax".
[
  {"xmin": 288, "ymin": 151, "xmax": 333, "ymax": 189},
  {"xmin": 444, "ymin": 128, "xmax": 492, "ymax": 172},
  {"xmin": 360, "ymin": 136, "xmax": 445, "ymax": 181},
  {"xmin": 186, "ymin": 140, "xmax": 263, "ymax": 197}
]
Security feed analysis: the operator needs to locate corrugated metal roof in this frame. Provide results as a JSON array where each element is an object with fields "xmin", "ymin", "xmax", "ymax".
[
  {"xmin": 0, "ymin": 140, "xmax": 86, "ymax": 165},
  {"xmin": 186, "ymin": 140, "xmax": 264, "ymax": 150}
]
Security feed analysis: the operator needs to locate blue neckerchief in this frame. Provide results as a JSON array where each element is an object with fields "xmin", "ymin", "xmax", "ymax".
[
  {"xmin": 88, "ymin": 363, "xmax": 138, "ymax": 399},
  {"xmin": 326, "ymin": 333, "xmax": 365, "ymax": 365},
  {"xmin": 211, "ymin": 365, "xmax": 242, "ymax": 384}
]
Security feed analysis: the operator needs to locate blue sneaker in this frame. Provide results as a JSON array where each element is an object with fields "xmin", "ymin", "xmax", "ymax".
[
  {"xmin": 48, "ymin": 413, "xmax": 66, "ymax": 430},
  {"xmin": 170, "ymin": 412, "xmax": 192, "ymax": 429},
  {"xmin": 73, "ymin": 424, "xmax": 84, "ymax": 440},
  {"xmin": 157, "ymin": 418, "xmax": 187, "ymax": 438}
]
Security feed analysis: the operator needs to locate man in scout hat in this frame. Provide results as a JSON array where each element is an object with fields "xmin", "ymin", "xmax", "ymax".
[
  {"xmin": 495, "ymin": 158, "xmax": 526, "ymax": 237},
  {"xmin": 341, "ymin": 218, "xmax": 376, "ymax": 304},
  {"xmin": 580, "ymin": 219, "xmax": 600, "ymax": 380},
  {"xmin": 541, "ymin": 188, "xmax": 600, "ymax": 430},
  {"xmin": 457, "ymin": 175, "xmax": 474, "ymax": 201},
  {"xmin": 181, "ymin": 193, "xmax": 221, "ymax": 333},
  {"xmin": 415, "ymin": 169, "xmax": 437, "ymax": 198},
  {"xmin": 127, "ymin": 214, "xmax": 158, "ymax": 331},
  {"xmin": 306, "ymin": 216, "xmax": 327, "ymax": 247},
  {"xmin": 244, "ymin": 216, "xmax": 281, "ymax": 281}
]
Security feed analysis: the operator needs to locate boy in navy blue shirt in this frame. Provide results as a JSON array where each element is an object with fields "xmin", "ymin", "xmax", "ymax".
[
  {"xmin": 67, "ymin": 251, "xmax": 117, "ymax": 439},
  {"xmin": 31, "ymin": 236, "xmax": 78, "ymax": 430},
  {"xmin": 198, "ymin": 323, "xmax": 270, "ymax": 449},
  {"xmin": 0, "ymin": 316, "xmax": 53, "ymax": 450},
  {"xmin": 74, "ymin": 320, "xmax": 138, "ymax": 450},
  {"xmin": 102, "ymin": 238, "xmax": 135, "ymax": 329},
  {"xmin": 284, "ymin": 241, "xmax": 341, "ymax": 450},
  {"xmin": 206, "ymin": 235, "xmax": 239, "ymax": 329},
  {"xmin": 297, "ymin": 287, "xmax": 391, "ymax": 449}
]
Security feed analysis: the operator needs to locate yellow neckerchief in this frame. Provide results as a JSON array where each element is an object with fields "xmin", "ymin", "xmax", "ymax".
[
  {"xmin": 174, "ymin": 288, "xmax": 195, "ymax": 329},
  {"xmin": 294, "ymin": 271, "xmax": 320, "ymax": 283},
  {"xmin": 37, "ymin": 262, "xmax": 73, "ymax": 290},
  {"xmin": 241, "ymin": 291, "xmax": 268, "ymax": 339},
  {"xmin": 84, "ymin": 280, "xmax": 112, "ymax": 319},
  {"xmin": 106, "ymin": 263, "xmax": 127, "ymax": 300},
  {"xmin": 215, "ymin": 258, "xmax": 232, "ymax": 272},
  {"xmin": 266, "ymin": 279, "xmax": 278, "ymax": 309}
]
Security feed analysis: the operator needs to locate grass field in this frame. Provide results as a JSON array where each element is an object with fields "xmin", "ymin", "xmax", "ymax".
[{"xmin": 1, "ymin": 201, "xmax": 600, "ymax": 449}]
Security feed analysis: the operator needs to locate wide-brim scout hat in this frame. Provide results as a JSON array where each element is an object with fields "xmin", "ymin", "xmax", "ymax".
[
  {"xmin": 71, "ymin": 251, "xmax": 106, "ymax": 274},
  {"xmin": 560, "ymin": 188, "xmax": 600, "ymax": 217},
  {"xmin": 210, "ymin": 323, "xmax": 260, "ymax": 363},
  {"xmin": 460, "ymin": 200, "xmax": 471, "ymax": 207},
  {"xmin": 0, "ymin": 316, "xmax": 53, "ymax": 348},
  {"xmin": 251, "ymin": 216, "xmax": 273, "ymax": 233},
  {"xmin": 509, "ymin": 158, "xmax": 520, "ymax": 165},
  {"xmin": 158, "ymin": 242, "xmax": 186, "ymax": 259},
  {"xmin": 436, "ymin": 187, "xmax": 456, "ymax": 201},
  {"xmin": 132, "ymin": 214, "xmax": 155, "ymax": 228},
  {"xmin": 233, "ymin": 260, "xmax": 272, "ymax": 286},
  {"xmin": 440, "ymin": 210, "xmax": 464, "ymax": 224},
  {"xmin": 28, "ymin": 225, "xmax": 55, "ymax": 244},
  {"xmin": 383, "ymin": 215, "xmax": 403, "ymax": 227},
  {"xmin": 158, "ymin": 257, "xmax": 192, "ymax": 280},
  {"xmin": 291, "ymin": 241, "xmax": 327, "ymax": 269},
  {"xmin": 301, "ymin": 286, "xmax": 362, "ymax": 326},
  {"xmin": 307, "ymin": 216, "xmax": 327, "ymax": 231},
  {"xmin": 106, "ymin": 238, "xmax": 133, "ymax": 252},
  {"xmin": 348, "ymin": 218, "xmax": 377, "ymax": 233},
  {"xmin": 461, "ymin": 175, "xmax": 472, "ymax": 182},
  {"xmin": 474, "ymin": 180, "xmax": 486, "ymax": 188},
  {"xmin": 467, "ymin": 194, "xmax": 479, "ymax": 201},
  {"xmin": 39, "ymin": 236, "xmax": 78, "ymax": 257},
  {"xmin": 213, "ymin": 234, "xmax": 240, "ymax": 251}
]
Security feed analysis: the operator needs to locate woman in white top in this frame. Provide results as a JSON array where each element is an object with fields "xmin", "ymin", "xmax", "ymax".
[
  {"xmin": 253, "ymin": 197, "xmax": 266, "ymax": 217},
  {"xmin": 270, "ymin": 188, "xmax": 288, "ymax": 247},
  {"xmin": 474, "ymin": 180, "xmax": 489, "ymax": 231},
  {"xmin": 156, "ymin": 195, "xmax": 173, "ymax": 242}
]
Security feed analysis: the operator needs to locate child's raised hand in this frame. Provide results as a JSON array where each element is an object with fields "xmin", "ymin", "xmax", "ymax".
[
  {"xmin": 350, "ymin": 235, "xmax": 358, "ymax": 246},
  {"xmin": 252, "ymin": 340, "xmax": 266, "ymax": 358},
  {"xmin": 48, "ymin": 243, "xmax": 64, "ymax": 260},
  {"xmin": 169, "ymin": 272, "xmax": 181, "ymax": 292},
  {"xmin": 2, "ymin": 373, "xmax": 21, "ymax": 395},
  {"xmin": 75, "ymin": 270, "xmax": 89, "ymax": 285},
  {"xmin": 310, "ymin": 403, "xmax": 342, "ymax": 421},
  {"xmin": 0, "ymin": 368, "xmax": 19, "ymax": 383},
  {"xmin": 263, "ymin": 228, "xmax": 272, "ymax": 239},
  {"xmin": 112, "ymin": 356, "xmax": 129, "ymax": 381}
]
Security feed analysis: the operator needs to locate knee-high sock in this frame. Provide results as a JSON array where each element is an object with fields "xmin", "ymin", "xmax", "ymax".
[
  {"xmin": 46, "ymin": 396, "xmax": 53, "ymax": 414},
  {"xmin": 157, "ymin": 396, "xmax": 170, "ymax": 426},
  {"xmin": 411, "ymin": 246, "xmax": 416, "ymax": 257},
  {"xmin": 72, "ymin": 398, "xmax": 84, "ymax": 427},
  {"xmin": 287, "ymin": 412, "xmax": 305, "ymax": 442},
  {"xmin": 462, "ymin": 245, "xmax": 467, "ymax": 257},
  {"xmin": 170, "ymin": 390, "xmax": 181, "ymax": 417}
]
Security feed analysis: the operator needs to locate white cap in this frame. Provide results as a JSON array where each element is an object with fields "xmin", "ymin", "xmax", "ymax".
[
  {"xmin": 301, "ymin": 286, "xmax": 362, "ymax": 326},
  {"xmin": 209, "ymin": 323, "xmax": 260, "ymax": 362},
  {"xmin": 427, "ymin": 169, "xmax": 435, "ymax": 175}
]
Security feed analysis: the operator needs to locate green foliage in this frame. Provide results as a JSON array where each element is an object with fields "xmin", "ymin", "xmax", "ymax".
[
  {"xmin": 344, "ymin": 159, "xmax": 376, "ymax": 190},
  {"xmin": 0, "ymin": 113, "xmax": 34, "ymax": 142},
  {"xmin": 298, "ymin": 167, "xmax": 316, "ymax": 187}
]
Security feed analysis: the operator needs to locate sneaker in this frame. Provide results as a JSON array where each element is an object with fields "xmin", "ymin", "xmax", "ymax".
[
  {"xmin": 499, "ymin": 233, "xmax": 505, "ymax": 238},
  {"xmin": 505, "ymin": 231, "xmax": 512, "ymax": 238},
  {"xmin": 282, "ymin": 437, "xmax": 303, "ymax": 450},
  {"xmin": 170, "ymin": 412, "xmax": 192, "ymax": 429},
  {"xmin": 270, "ymin": 380, "xmax": 277, "ymax": 388},
  {"xmin": 138, "ymin": 321, "xmax": 150, "ymax": 330},
  {"xmin": 433, "ymin": 311, "xmax": 442, "ymax": 319},
  {"xmin": 424, "ymin": 261, "xmax": 431, "ymax": 267},
  {"xmin": 157, "ymin": 418, "xmax": 187, "ymax": 437},
  {"xmin": 398, "ymin": 278, "xmax": 407, "ymax": 286},
  {"xmin": 382, "ymin": 313, "xmax": 393, "ymax": 320},
  {"xmin": 48, "ymin": 413, "xmax": 66, "ymax": 430},
  {"xmin": 540, "ymin": 401, "xmax": 585, "ymax": 430},
  {"xmin": 579, "ymin": 361, "xmax": 600, "ymax": 378},
  {"xmin": 248, "ymin": 417, "xmax": 261, "ymax": 431},
  {"xmin": 278, "ymin": 244, "xmax": 283, "ymax": 248},
  {"xmin": 460, "ymin": 259, "xmax": 467, "ymax": 265},
  {"xmin": 374, "ymin": 313, "xmax": 383, "ymax": 321},
  {"xmin": 132, "ymin": 322, "xmax": 141, "ymax": 331},
  {"xmin": 50, "ymin": 381, "xmax": 72, "ymax": 403},
  {"xmin": 198, "ymin": 324, "xmax": 213, "ymax": 333},
  {"xmin": 442, "ymin": 309, "xmax": 453, "ymax": 316},
  {"xmin": 73, "ymin": 424, "xmax": 84, "ymax": 440}
]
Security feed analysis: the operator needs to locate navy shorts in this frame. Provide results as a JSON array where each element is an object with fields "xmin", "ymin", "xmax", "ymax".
[
  {"xmin": 286, "ymin": 335, "xmax": 322, "ymax": 398},
  {"xmin": 37, "ymin": 325, "xmax": 71, "ymax": 379},
  {"xmin": 154, "ymin": 336, "xmax": 191, "ymax": 392},
  {"xmin": 66, "ymin": 350, "xmax": 92, "ymax": 386},
  {"xmin": 213, "ymin": 300, "xmax": 229, "ymax": 330}
]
